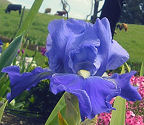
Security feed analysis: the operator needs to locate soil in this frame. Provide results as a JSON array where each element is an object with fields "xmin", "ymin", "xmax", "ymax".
[{"xmin": 0, "ymin": 112, "xmax": 45, "ymax": 125}]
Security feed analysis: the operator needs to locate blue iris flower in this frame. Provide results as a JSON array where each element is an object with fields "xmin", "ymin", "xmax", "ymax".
[
  {"xmin": 45, "ymin": 17, "xmax": 129, "ymax": 76},
  {"xmin": 1, "ymin": 18, "xmax": 141, "ymax": 120}
]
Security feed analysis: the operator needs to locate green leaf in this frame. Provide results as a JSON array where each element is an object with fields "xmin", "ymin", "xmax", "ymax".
[
  {"xmin": 124, "ymin": 63, "xmax": 131, "ymax": 72},
  {"xmin": 80, "ymin": 116, "xmax": 98, "ymax": 125},
  {"xmin": 45, "ymin": 93, "xmax": 66, "ymax": 125},
  {"xmin": 0, "ymin": 80, "xmax": 9, "ymax": 97},
  {"xmin": 0, "ymin": 0, "xmax": 43, "ymax": 78},
  {"xmin": 45, "ymin": 92, "xmax": 81, "ymax": 125},
  {"xmin": 0, "ymin": 100, "xmax": 8, "ymax": 122},
  {"xmin": 140, "ymin": 62, "xmax": 144, "ymax": 76},
  {"xmin": 16, "ymin": 0, "xmax": 44, "ymax": 36},
  {"xmin": 120, "ymin": 65, "xmax": 125, "ymax": 74},
  {"xmin": 0, "ymin": 35, "xmax": 23, "ymax": 78},
  {"xmin": 64, "ymin": 93, "xmax": 81, "ymax": 125},
  {"xmin": 58, "ymin": 112, "xmax": 68, "ymax": 125},
  {"xmin": 110, "ymin": 65, "xmax": 126, "ymax": 125},
  {"xmin": 110, "ymin": 96, "xmax": 126, "ymax": 125}
]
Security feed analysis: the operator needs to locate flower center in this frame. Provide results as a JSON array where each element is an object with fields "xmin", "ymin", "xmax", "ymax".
[{"xmin": 78, "ymin": 69, "xmax": 90, "ymax": 78}]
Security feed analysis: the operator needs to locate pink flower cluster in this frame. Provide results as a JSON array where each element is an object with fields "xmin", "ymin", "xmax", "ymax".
[
  {"xmin": 96, "ymin": 76, "xmax": 144, "ymax": 125},
  {"xmin": 125, "ymin": 110, "xmax": 144, "ymax": 125},
  {"xmin": 96, "ymin": 113, "xmax": 111, "ymax": 125}
]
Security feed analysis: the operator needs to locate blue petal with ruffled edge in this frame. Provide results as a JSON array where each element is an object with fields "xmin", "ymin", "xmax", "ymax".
[
  {"xmin": 50, "ymin": 73, "xmax": 120, "ymax": 120},
  {"xmin": 50, "ymin": 71, "xmax": 141, "ymax": 120},
  {"xmin": 2, "ymin": 66, "xmax": 53, "ymax": 102},
  {"xmin": 110, "ymin": 71, "xmax": 142, "ymax": 101}
]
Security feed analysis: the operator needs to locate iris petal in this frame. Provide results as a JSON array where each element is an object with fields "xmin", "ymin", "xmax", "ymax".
[
  {"xmin": 66, "ymin": 19, "xmax": 87, "ymax": 34},
  {"xmin": 68, "ymin": 45, "xmax": 98, "ymax": 74},
  {"xmin": 50, "ymin": 73, "xmax": 83, "ymax": 94},
  {"xmin": 100, "ymin": 17, "xmax": 112, "ymax": 40},
  {"xmin": 2, "ymin": 66, "xmax": 52, "ymax": 102},
  {"xmin": 111, "ymin": 71, "xmax": 142, "ymax": 101},
  {"xmin": 50, "ymin": 73, "xmax": 92, "ymax": 120},
  {"xmin": 94, "ymin": 18, "xmax": 111, "ymax": 76},
  {"xmin": 50, "ymin": 73, "xmax": 120, "ymax": 120},
  {"xmin": 84, "ymin": 77, "xmax": 119, "ymax": 118},
  {"xmin": 106, "ymin": 40, "xmax": 129, "ymax": 70},
  {"xmin": 46, "ymin": 19, "xmax": 69, "ymax": 73}
]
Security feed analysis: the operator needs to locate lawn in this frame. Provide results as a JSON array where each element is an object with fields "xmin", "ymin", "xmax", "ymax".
[
  {"xmin": 0, "ymin": 0, "xmax": 64, "ymax": 45},
  {"xmin": 114, "ymin": 24, "xmax": 144, "ymax": 64}
]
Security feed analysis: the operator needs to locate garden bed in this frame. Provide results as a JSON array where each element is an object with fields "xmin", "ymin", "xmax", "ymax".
[{"xmin": 0, "ymin": 112, "xmax": 44, "ymax": 125}]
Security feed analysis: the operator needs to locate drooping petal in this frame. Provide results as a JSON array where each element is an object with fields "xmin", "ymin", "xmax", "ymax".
[
  {"xmin": 50, "ymin": 73, "xmax": 92, "ymax": 120},
  {"xmin": 50, "ymin": 73, "xmax": 83, "ymax": 94},
  {"xmin": 84, "ymin": 76, "xmax": 120, "ymax": 119},
  {"xmin": 50, "ymin": 73, "xmax": 120, "ymax": 120},
  {"xmin": 111, "ymin": 71, "xmax": 142, "ymax": 101},
  {"xmin": 2, "ymin": 66, "xmax": 52, "ymax": 102},
  {"xmin": 106, "ymin": 40, "xmax": 129, "ymax": 70}
]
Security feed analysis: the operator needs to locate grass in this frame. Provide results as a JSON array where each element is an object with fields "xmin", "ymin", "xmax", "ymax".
[
  {"xmin": 0, "ymin": 0, "xmax": 144, "ymax": 68},
  {"xmin": 0, "ymin": 0, "xmax": 10, "ymax": 8},
  {"xmin": 114, "ymin": 24, "xmax": 144, "ymax": 64},
  {"xmin": 0, "ymin": 0, "xmax": 64, "ymax": 45}
]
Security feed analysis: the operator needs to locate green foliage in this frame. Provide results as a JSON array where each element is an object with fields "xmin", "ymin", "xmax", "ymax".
[
  {"xmin": 0, "ymin": 0, "xmax": 10, "ymax": 8},
  {"xmin": 80, "ymin": 116, "xmax": 98, "ymax": 125},
  {"xmin": 140, "ymin": 62, "xmax": 144, "ymax": 76},
  {"xmin": 16, "ymin": 0, "xmax": 44, "ymax": 36},
  {"xmin": 45, "ymin": 93, "xmax": 81, "ymax": 125},
  {"xmin": 0, "ymin": 76, "xmax": 10, "ymax": 97},
  {"xmin": 64, "ymin": 93, "xmax": 81, "ymax": 125},
  {"xmin": 0, "ymin": 0, "xmax": 45, "ymax": 121},
  {"xmin": 25, "ymin": 80, "xmax": 62, "ymax": 119},
  {"xmin": 0, "ymin": 100, "xmax": 8, "ymax": 122},
  {"xmin": 124, "ymin": 63, "xmax": 131, "ymax": 72},
  {"xmin": 45, "ymin": 94, "xmax": 66, "ymax": 125},
  {"xmin": 114, "ymin": 24, "xmax": 144, "ymax": 64},
  {"xmin": 110, "ymin": 97, "xmax": 126, "ymax": 125},
  {"xmin": 0, "ymin": 5, "xmax": 64, "ymax": 45},
  {"xmin": 0, "ymin": 35, "xmax": 23, "ymax": 78}
]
